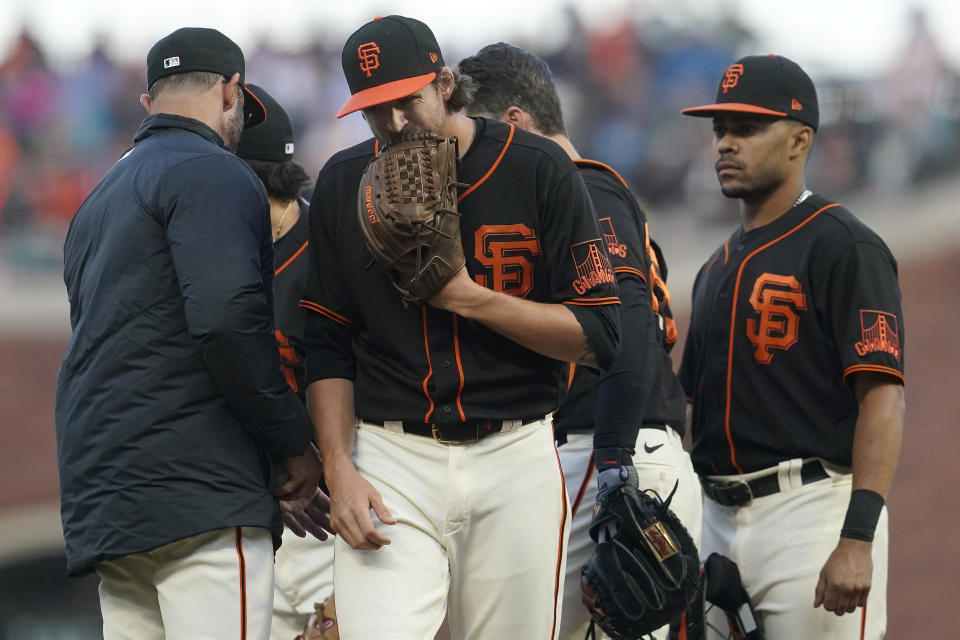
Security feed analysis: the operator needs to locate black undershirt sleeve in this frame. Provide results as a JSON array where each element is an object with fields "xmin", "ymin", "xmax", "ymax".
[{"xmin": 592, "ymin": 276, "xmax": 655, "ymax": 451}]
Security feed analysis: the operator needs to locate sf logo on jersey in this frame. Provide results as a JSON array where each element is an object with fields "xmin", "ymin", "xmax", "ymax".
[
  {"xmin": 745, "ymin": 273, "xmax": 807, "ymax": 364},
  {"xmin": 473, "ymin": 224, "xmax": 542, "ymax": 297}
]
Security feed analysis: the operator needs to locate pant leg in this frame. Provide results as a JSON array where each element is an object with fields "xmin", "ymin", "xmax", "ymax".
[
  {"xmin": 555, "ymin": 433, "xmax": 597, "ymax": 640},
  {"xmin": 155, "ymin": 527, "xmax": 275, "ymax": 640},
  {"xmin": 632, "ymin": 426, "xmax": 704, "ymax": 640},
  {"xmin": 97, "ymin": 552, "xmax": 165, "ymax": 640},
  {"xmin": 271, "ymin": 529, "xmax": 335, "ymax": 640},
  {"xmin": 333, "ymin": 424, "xmax": 450, "ymax": 640},
  {"xmin": 447, "ymin": 419, "xmax": 570, "ymax": 640}
]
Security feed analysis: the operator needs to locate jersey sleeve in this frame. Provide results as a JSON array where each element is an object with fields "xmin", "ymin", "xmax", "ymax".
[
  {"xmin": 825, "ymin": 240, "xmax": 905, "ymax": 385},
  {"xmin": 163, "ymin": 156, "xmax": 312, "ymax": 459},
  {"xmin": 540, "ymin": 166, "xmax": 621, "ymax": 369},
  {"xmin": 301, "ymin": 177, "xmax": 360, "ymax": 385}
]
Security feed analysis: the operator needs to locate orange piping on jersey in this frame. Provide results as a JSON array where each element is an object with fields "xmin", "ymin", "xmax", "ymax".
[
  {"xmin": 709, "ymin": 460, "xmax": 720, "ymax": 474},
  {"xmin": 563, "ymin": 297, "xmax": 621, "ymax": 306},
  {"xmin": 234, "ymin": 527, "xmax": 247, "ymax": 640},
  {"xmin": 275, "ymin": 240, "xmax": 309, "ymax": 276},
  {"xmin": 705, "ymin": 256, "xmax": 721, "ymax": 275},
  {"xmin": 614, "ymin": 265, "xmax": 648, "ymax": 284},
  {"xmin": 452, "ymin": 314, "xmax": 467, "ymax": 421},
  {"xmin": 725, "ymin": 203, "xmax": 841, "ymax": 474},
  {"xmin": 570, "ymin": 451, "xmax": 594, "ymax": 517},
  {"xmin": 374, "ymin": 139, "xmax": 380, "ymax": 155},
  {"xmin": 550, "ymin": 438, "xmax": 569, "ymax": 640},
  {"xmin": 723, "ymin": 241, "xmax": 730, "ymax": 264},
  {"xmin": 843, "ymin": 364, "xmax": 905, "ymax": 385},
  {"xmin": 685, "ymin": 395, "xmax": 693, "ymax": 404},
  {"xmin": 458, "ymin": 124, "xmax": 514, "ymax": 203},
  {"xmin": 567, "ymin": 363, "xmax": 577, "ymax": 391},
  {"xmin": 300, "ymin": 300, "xmax": 355, "ymax": 327},
  {"xmin": 421, "ymin": 308, "xmax": 436, "ymax": 423},
  {"xmin": 573, "ymin": 158, "xmax": 629, "ymax": 189},
  {"xmin": 677, "ymin": 612, "xmax": 688, "ymax": 640}
]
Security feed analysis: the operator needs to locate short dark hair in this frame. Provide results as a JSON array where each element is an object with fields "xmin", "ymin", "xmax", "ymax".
[
  {"xmin": 148, "ymin": 71, "xmax": 224, "ymax": 100},
  {"xmin": 241, "ymin": 158, "xmax": 312, "ymax": 201},
  {"xmin": 436, "ymin": 67, "xmax": 477, "ymax": 114},
  {"xmin": 457, "ymin": 43, "xmax": 566, "ymax": 136}
]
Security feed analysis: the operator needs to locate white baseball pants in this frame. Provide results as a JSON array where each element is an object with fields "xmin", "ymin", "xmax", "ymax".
[
  {"xmin": 97, "ymin": 526, "xmax": 275, "ymax": 640},
  {"xmin": 556, "ymin": 427, "xmax": 703, "ymax": 640},
  {"xmin": 702, "ymin": 458, "xmax": 888, "ymax": 640},
  {"xmin": 334, "ymin": 417, "xmax": 569, "ymax": 640}
]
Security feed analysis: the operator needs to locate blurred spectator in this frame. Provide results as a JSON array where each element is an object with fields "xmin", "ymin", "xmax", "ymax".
[{"xmin": 0, "ymin": 10, "xmax": 958, "ymax": 273}]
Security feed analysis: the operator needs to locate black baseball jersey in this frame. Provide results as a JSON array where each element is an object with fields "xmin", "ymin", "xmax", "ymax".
[
  {"xmin": 679, "ymin": 194, "xmax": 905, "ymax": 475},
  {"xmin": 301, "ymin": 118, "xmax": 620, "ymax": 422},
  {"xmin": 556, "ymin": 159, "xmax": 686, "ymax": 450},
  {"xmin": 274, "ymin": 198, "xmax": 311, "ymax": 400}
]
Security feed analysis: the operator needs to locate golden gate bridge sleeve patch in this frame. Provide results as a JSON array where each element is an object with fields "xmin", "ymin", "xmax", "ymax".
[
  {"xmin": 569, "ymin": 239, "xmax": 616, "ymax": 296},
  {"xmin": 854, "ymin": 309, "xmax": 901, "ymax": 361}
]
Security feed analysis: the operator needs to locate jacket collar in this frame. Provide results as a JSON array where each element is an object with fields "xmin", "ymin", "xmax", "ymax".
[{"xmin": 134, "ymin": 113, "xmax": 225, "ymax": 147}]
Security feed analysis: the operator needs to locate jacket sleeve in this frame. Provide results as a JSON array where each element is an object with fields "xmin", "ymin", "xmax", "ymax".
[{"xmin": 162, "ymin": 155, "xmax": 312, "ymax": 459}]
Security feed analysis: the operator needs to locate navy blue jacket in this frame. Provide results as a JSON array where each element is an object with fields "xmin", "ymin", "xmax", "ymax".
[{"xmin": 55, "ymin": 114, "xmax": 313, "ymax": 576}]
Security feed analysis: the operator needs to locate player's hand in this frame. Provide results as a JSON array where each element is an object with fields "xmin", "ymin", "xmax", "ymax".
[
  {"xmin": 814, "ymin": 537, "xmax": 873, "ymax": 615},
  {"xmin": 275, "ymin": 442, "xmax": 325, "ymax": 502},
  {"xmin": 279, "ymin": 487, "xmax": 333, "ymax": 541},
  {"xmin": 325, "ymin": 456, "xmax": 396, "ymax": 550}
]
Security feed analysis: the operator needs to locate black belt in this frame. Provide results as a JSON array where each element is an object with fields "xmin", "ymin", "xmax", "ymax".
[
  {"xmin": 362, "ymin": 416, "xmax": 544, "ymax": 444},
  {"xmin": 701, "ymin": 459, "xmax": 829, "ymax": 507}
]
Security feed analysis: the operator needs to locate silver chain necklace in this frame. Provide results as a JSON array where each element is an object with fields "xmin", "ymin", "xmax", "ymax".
[{"xmin": 794, "ymin": 189, "xmax": 812, "ymax": 208}]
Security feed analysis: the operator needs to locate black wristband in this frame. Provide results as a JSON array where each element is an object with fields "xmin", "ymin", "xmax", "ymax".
[
  {"xmin": 594, "ymin": 447, "xmax": 634, "ymax": 471},
  {"xmin": 840, "ymin": 489, "xmax": 885, "ymax": 542}
]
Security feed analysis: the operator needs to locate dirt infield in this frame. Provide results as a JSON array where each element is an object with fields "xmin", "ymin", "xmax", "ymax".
[{"xmin": 1, "ymin": 246, "xmax": 957, "ymax": 635}]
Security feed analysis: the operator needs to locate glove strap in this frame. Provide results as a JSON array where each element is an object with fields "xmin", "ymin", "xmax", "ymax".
[{"xmin": 594, "ymin": 447, "xmax": 633, "ymax": 471}]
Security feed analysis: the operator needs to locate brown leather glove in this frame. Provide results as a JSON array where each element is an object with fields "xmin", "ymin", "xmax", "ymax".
[{"xmin": 357, "ymin": 132, "xmax": 465, "ymax": 303}]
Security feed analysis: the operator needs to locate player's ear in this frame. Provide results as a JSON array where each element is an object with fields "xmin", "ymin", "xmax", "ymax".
[
  {"xmin": 139, "ymin": 93, "xmax": 152, "ymax": 114},
  {"xmin": 436, "ymin": 67, "xmax": 455, "ymax": 101},
  {"xmin": 503, "ymin": 105, "xmax": 533, "ymax": 131},
  {"xmin": 223, "ymin": 72, "xmax": 241, "ymax": 114},
  {"xmin": 789, "ymin": 123, "xmax": 814, "ymax": 160}
]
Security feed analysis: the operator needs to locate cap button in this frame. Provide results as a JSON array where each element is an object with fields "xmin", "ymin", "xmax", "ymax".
[{"xmin": 374, "ymin": 16, "xmax": 382, "ymax": 20}]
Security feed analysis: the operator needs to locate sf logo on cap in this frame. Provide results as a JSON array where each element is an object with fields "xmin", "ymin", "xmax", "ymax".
[
  {"xmin": 358, "ymin": 42, "xmax": 381, "ymax": 78},
  {"xmin": 722, "ymin": 63, "xmax": 744, "ymax": 93}
]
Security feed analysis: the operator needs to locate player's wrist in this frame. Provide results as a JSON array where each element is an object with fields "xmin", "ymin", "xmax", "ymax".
[{"xmin": 840, "ymin": 489, "xmax": 884, "ymax": 542}]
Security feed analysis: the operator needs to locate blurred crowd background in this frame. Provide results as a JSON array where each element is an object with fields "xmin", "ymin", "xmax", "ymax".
[
  {"xmin": 1, "ymin": 6, "xmax": 958, "ymax": 274},
  {"xmin": 2, "ymin": 3, "xmax": 960, "ymax": 639}
]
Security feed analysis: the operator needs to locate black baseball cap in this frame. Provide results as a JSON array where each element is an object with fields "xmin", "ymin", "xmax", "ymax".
[
  {"xmin": 682, "ymin": 54, "xmax": 819, "ymax": 131},
  {"xmin": 147, "ymin": 27, "xmax": 266, "ymax": 128},
  {"xmin": 336, "ymin": 15, "xmax": 445, "ymax": 118},
  {"xmin": 236, "ymin": 84, "xmax": 295, "ymax": 162}
]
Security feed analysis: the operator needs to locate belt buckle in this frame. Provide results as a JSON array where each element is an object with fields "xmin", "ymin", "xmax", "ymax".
[
  {"xmin": 431, "ymin": 423, "xmax": 469, "ymax": 445},
  {"xmin": 715, "ymin": 479, "xmax": 753, "ymax": 507}
]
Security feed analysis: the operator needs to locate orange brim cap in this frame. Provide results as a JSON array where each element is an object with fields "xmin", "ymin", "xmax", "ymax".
[
  {"xmin": 336, "ymin": 72, "xmax": 436, "ymax": 118},
  {"xmin": 681, "ymin": 102, "xmax": 787, "ymax": 118}
]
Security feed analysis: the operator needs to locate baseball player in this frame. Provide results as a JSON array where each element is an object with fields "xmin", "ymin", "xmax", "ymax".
[
  {"xmin": 458, "ymin": 42, "xmax": 702, "ymax": 640},
  {"xmin": 679, "ymin": 55, "xmax": 905, "ymax": 639},
  {"xmin": 236, "ymin": 84, "xmax": 336, "ymax": 640},
  {"xmin": 301, "ymin": 15, "xmax": 621, "ymax": 640},
  {"xmin": 55, "ymin": 28, "xmax": 327, "ymax": 640}
]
